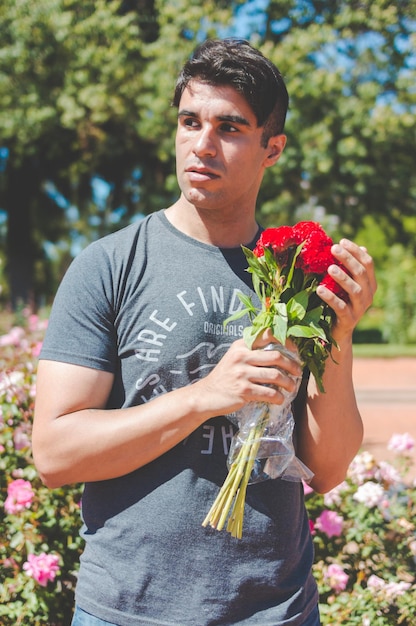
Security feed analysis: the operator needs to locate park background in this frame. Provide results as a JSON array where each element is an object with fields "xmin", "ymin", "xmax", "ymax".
[{"xmin": 1, "ymin": 1, "xmax": 416, "ymax": 624}]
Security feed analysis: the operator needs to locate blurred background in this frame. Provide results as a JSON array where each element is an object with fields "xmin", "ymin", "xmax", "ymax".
[{"xmin": 0, "ymin": 0, "xmax": 415, "ymax": 349}]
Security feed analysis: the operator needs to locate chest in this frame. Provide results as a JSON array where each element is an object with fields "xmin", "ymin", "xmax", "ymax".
[{"xmin": 110, "ymin": 249, "xmax": 253, "ymax": 408}]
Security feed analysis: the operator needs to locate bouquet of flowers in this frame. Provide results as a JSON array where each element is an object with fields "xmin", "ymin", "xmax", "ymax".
[{"xmin": 202, "ymin": 221, "xmax": 348, "ymax": 538}]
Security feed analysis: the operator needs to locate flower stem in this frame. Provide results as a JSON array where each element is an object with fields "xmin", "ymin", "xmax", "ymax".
[{"xmin": 202, "ymin": 411, "xmax": 269, "ymax": 538}]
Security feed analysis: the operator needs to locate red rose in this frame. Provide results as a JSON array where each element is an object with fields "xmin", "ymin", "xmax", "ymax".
[
  {"xmin": 253, "ymin": 242, "xmax": 264, "ymax": 257},
  {"xmin": 297, "ymin": 230, "xmax": 335, "ymax": 274},
  {"xmin": 254, "ymin": 226, "xmax": 296, "ymax": 257},
  {"xmin": 292, "ymin": 221, "xmax": 325, "ymax": 244}
]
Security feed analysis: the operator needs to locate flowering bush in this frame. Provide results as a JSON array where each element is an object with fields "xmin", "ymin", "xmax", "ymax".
[
  {"xmin": 307, "ymin": 441, "xmax": 416, "ymax": 625},
  {"xmin": 1, "ymin": 310, "xmax": 416, "ymax": 624},
  {"xmin": 0, "ymin": 310, "xmax": 83, "ymax": 626}
]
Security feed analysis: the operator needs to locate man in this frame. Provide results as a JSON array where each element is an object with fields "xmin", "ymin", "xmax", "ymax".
[{"xmin": 33, "ymin": 39, "xmax": 376, "ymax": 626}]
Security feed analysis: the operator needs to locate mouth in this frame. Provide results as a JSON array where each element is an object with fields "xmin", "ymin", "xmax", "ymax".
[{"xmin": 185, "ymin": 166, "xmax": 219, "ymax": 182}]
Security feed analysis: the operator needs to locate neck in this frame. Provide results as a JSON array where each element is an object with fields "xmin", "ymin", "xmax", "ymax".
[{"xmin": 165, "ymin": 197, "xmax": 259, "ymax": 248}]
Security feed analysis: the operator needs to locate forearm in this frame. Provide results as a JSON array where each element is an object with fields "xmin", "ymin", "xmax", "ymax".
[
  {"xmin": 296, "ymin": 335, "xmax": 363, "ymax": 493},
  {"xmin": 34, "ymin": 340, "xmax": 302, "ymax": 488},
  {"xmin": 33, "ymin": 384, "xmax": 210, "ymax": 488}
]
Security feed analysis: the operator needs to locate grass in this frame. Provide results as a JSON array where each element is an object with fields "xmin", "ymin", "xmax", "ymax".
[{"xmin": 353, "ymin": 343, "xmax": 416, "ymax": 358}]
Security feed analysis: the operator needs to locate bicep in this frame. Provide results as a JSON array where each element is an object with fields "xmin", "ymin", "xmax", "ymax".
[
  {"xmin": 33, "ymin": 361, "xmax": 114, "ymax": 486},
  {"xmin": 34, "ymin": 360, "xmax": 114, "ymax": 426}
]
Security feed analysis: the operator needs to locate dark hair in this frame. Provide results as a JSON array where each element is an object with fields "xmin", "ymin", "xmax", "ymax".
[{"xmin": 172, "ymin": 38, "xmax": 289, "ymax": 148}]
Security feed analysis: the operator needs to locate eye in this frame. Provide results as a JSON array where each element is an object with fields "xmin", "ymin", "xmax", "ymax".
[
  {"xmin": 182, "ymin": 117, "xmax": 200, "ymax": 129},
  {"xmin": 219, "ymin": 122, "xmax": 238, "ymax": 133}
]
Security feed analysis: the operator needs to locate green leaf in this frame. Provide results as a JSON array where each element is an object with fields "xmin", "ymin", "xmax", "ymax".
[
  {"xmin": 287, "ymin": 324, "xmax": 324, "ymax": 339},
  {"xmin": 303, "ymin": 305, "xmax": 325, "ymax": 325},
  {"xmin": 272, "ymin": 303, "xmax": 288, "ymax": 344},
  {"xmin": 235, "ymin": 292, "xmax": 255, "ymax": 310},
  {"xmin": 224, "ymin": 307, "xmax": 251, "ymax": 326},
  {"xmin": 243, "ymin": 324, "xmax": 263, "ymax": 349},
  {"xmin": 308, "ymin": 321, "xmax": 329, "ymax": 341},
  {"xmin": 287, "ymin": 325, "xmax": 314, "ymax": 338},
  {"xmin": 251, "ymin": 271, "xmax": 264, "ymax": 301},
  {"xmin": 287, "ymin": 290, "xmax": 309, "ymax": 320},
  {"xmin": 286, "ymin": 243, "xmax": 304, "ymax": 287}
]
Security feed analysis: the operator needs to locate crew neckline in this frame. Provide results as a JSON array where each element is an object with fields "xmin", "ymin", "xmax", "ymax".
[{"xmin": 158, "ymin": 209, "xmax": 262, "ymax": 252}]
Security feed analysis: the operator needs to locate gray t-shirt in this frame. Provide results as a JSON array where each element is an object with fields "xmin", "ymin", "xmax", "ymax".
[{"xmin": 40, "ymin": 210, "xmax": 318, "ymax": 626}]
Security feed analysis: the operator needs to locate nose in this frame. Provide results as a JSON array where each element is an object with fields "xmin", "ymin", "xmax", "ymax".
[{"xmin": 193, "ymin": 125, "xmax": 216, "ymax": 158}]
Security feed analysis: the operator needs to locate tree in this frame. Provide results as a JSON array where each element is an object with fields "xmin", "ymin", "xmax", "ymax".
[
  {"xmin": 255, "ymin": 0, "xmax": 416, "ymax": 247},
  {"xmin": 0, "ymin": 0, "xmax": 232, "ymax": 307},
  {"xmin": 1, "ymin": 0, "xmax": 415, "ymax": 308}
]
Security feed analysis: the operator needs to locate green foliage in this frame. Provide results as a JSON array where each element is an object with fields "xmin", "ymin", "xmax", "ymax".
[
  {"xmin": 0, "ymin": 0, "xmax": 234, "ymax": 305},
  {"xmin": 0, "ymin": 0, "xmax": 415, "ymax": 314},
  {"xmin": 258, "ymin": 0, "xmax": 416, "ymax": 249},
  {"xmin": 377, "ymin": 244, "xmax": 416, "ymax": 344},
  {"xmin": 352, "ymin": 216, "xmax": 416, "ymax": 345}
]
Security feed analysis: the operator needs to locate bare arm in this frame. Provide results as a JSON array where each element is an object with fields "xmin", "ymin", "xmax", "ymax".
[
  {"xmin": 296, "ymin": 239, "xmax": 377, "ymax": 493},
  {"xmin": 32, "ymin": 337, "xmax": 302, "ymax": 488}
]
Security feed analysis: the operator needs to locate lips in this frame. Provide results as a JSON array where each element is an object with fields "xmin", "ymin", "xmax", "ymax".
[{"xmin": 185, "ymin": 165, "xmax": 219, "ymax": 182}]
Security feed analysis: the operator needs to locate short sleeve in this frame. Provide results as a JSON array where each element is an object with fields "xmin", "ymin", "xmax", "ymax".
[{"xmin": 40, "ymin": 241, "xmax": 118, "ymax": 373}]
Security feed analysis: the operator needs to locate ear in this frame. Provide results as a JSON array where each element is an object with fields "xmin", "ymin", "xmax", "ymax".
[{"xmin": 264, "ymin": 134, "xmax": 287, "ymax": 168}]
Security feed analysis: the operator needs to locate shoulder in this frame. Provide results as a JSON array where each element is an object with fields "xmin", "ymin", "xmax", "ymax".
[
  {"xmin": 86, "ymin": 212, "xmax": 158, "ymax": 254},
  {"xmin": 68, "ymin": 211, "xmax": 163, "ymax": 270}
]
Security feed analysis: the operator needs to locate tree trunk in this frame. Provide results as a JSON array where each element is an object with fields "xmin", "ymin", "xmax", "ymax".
[{"xmin": 5, "ymin": 162, "xmax": 37, "ymax": 310}]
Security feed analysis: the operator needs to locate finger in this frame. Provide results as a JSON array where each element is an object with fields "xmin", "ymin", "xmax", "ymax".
[
  {"xmin": 317, "ymin": 265, "xmax": 375, "ymax": 340},
  {"xmin": 327, "ymin": 264, "xmax": 362, "ymax": 300},
  {"xmin": 316, "ymin": 281, "xmax": 349, "ymax": 316},
  {"xmin": 332, "ymin": 240, "xmax": 377, "ymax": 292},
  {"xmin": 330, "ymin": 241, "xmax": 376, "ymax": 304},
  {"xmin": 249, "ymin": 366, "xmax": 300, "ymax": 396},
  {"xmin": 255, "ymin": 348, "xmax": 303, "ymax": 379},
  {"xmin": 250, "ymin": 335, "xmax": 302, "ymax": 374}
]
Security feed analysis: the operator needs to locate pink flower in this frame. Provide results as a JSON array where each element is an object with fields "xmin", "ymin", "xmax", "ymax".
[
  {"xmin": 4, "ymin": 479, "xmax": 35, "ymax": 515},
  {"xmin": 348, "ymin": 451, "xmax": 377, "ymax": 485},
  {"xmin": 0, "ymin": 326, "xmax": 25, "ymax": 347},
  {"xmin": 375, "ymin": 461, "xmax": 401, "ymax": 485},
  {"xmin": 353, "ymin": 481, "xmax": 385, "ymax": 508},
  {"xmin": 27, "ymin": 314, "xmax": 40, "ymax": 331},
  {"xmin": 32, "ymin": 341, "xmax": 43, "ymax": 358},
  {"xmin": 13, "ymin": 425, "xmax": 31, "ymax": 451},
  {"xmin": 324, "ymin": 563, "xmax": 349, "ymax": 592},
  {"xmin": 0, "ymin": 371, "xmax": 24, "ymax": 398},
  {"xmin": 315, "ymin": 509, "xmax": 344, "ymax": 538},
  {"xmin": 367, "ymin": 574, "xmax": 411, "ymax": 600},
  {"xmin": 3, "ymin": 556, "xmax": 18, "ymax": 569},
  {"xmin": 387, "ymin": 432, "xmax": 415, "ymax": 454},
  {"xmin": 302, "ymin": 480, "xmax": 314, "ymax": 495},
  {"xmin": 367, "ymin": 574, "xmax": 386, "ymax": 591},
  {"xmin": 384, "ymin": 581, "xmax": 411, "ymax": 599},
  {"xmin": 23, "ymin": 553, "xmax": 60, "ymax": 587}
]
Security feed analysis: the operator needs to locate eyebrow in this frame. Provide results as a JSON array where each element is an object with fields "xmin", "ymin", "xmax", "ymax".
[{"xmin": 178, "ymin": 109, "xmax": 252, "ymax": 127}]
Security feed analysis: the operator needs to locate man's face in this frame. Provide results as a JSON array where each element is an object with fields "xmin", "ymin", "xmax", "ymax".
[{"xmin": 175, "ymin": 80, "xmax": 281, "ymax": 214}]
